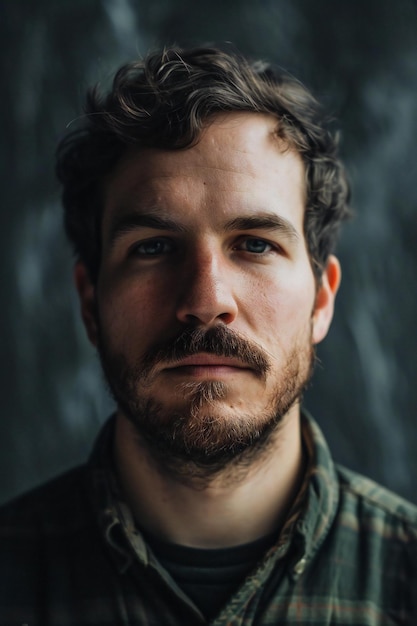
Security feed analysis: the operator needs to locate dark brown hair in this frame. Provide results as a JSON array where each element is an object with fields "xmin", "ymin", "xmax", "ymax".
[{"xmin": 56, "ymin": 46, "xmax": 350, "ymax": 283}]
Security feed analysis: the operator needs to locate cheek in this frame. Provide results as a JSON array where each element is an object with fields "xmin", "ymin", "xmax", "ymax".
[
  {"xmin": 97, "ymin": 275, "xmax": 175, "ymax": 347},
  {"xmin": 246, "ymin": 271, "xmax": 315, "ymax": 345}
]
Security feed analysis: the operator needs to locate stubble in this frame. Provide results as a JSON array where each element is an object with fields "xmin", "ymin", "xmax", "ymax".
[{"xmin": 98, "ymin": 324, "xmax": 315, "ymax": 484}]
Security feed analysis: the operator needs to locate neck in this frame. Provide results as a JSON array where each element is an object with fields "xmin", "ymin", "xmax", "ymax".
[{"xmin": 113, "ymin": 407, "xmax": 305, "ymax": 548}]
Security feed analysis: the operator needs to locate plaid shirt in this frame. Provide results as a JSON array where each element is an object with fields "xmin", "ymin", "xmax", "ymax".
[{"xmin": 0, "ymin": 413, "xmax": 416, "ymax": 625}]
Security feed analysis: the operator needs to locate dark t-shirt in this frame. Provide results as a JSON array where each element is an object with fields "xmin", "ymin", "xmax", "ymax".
[{"xmin": 144, "ymin": 531, "xmax": 279, "ymax": 620}]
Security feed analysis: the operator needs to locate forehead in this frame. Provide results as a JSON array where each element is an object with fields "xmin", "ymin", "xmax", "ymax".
[{"xmin": 102, "ymin": 112, "xmax": 305, "ymax": 232}]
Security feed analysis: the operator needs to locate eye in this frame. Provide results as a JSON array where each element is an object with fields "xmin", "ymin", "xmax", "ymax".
[
  {"xmin": 236, "ymin": 237, "xmax": 275, "ymax": 254},
  {"xmin": 130, "ymin": 237, "xmax": 174, "ymax": 257}
]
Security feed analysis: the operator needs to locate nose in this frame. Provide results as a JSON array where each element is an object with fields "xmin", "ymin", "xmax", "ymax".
[{"xmin": 176, "ymin": 247, "xmax": 238, "ymax": 326}]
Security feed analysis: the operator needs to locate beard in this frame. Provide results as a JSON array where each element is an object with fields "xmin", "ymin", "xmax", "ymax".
[{"xmin": 97, "ymin": 323, "xmax": 315, "ymax": 483}]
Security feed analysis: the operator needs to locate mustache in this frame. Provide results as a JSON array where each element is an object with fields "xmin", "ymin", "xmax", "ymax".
[{"xmin": 140, "ymin": 325, "xmax": 271, "ymax": 380}]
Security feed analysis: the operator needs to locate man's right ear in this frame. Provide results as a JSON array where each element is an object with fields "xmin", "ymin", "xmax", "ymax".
[{"xmin": 74, "ymin": 262, "xmax": 99, "ymax": 347}]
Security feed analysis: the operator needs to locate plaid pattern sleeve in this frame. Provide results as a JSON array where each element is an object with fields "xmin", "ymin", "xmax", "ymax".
[{"xmin": 0, "ymin": 412, "xmax": 416, "ymax": 626}]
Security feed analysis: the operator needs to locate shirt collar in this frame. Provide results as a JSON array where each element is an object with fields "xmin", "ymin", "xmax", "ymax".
[
  {"xmin": 86, "ymin": 411, "xmax": 339, "ymax": 577},
  {"xmin": 87, "ymin": 415, "xmax": 151, "ymax": 572},
  {"xmin": 286, "ymin": 410, "xmax": 339, "ymax": 580}
]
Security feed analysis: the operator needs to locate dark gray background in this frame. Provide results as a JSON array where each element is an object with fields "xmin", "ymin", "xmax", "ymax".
[{"xmin": 1, "ymin": 0, "xmax": 416, "ymax": 504}]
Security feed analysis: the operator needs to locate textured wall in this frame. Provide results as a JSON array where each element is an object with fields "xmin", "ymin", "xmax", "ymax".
[{"xmin": 1, "ymin": 0, "xmax": 416, "ymax": 503}]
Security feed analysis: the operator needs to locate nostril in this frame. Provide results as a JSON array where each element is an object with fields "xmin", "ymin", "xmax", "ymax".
[{"xmin": 175, "ymin": 287, "xmax": 238, "ymax": 326}]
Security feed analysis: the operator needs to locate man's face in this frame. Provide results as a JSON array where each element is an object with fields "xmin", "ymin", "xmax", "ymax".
[{"xmin": 76, "ymin": 112, "xmax": 339, "ymax": 474}]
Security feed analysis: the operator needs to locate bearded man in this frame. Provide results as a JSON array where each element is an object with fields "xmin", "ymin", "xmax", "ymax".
[{"xmin": 0, "ymin": 47, "xmax": 416, "ymax": 625}]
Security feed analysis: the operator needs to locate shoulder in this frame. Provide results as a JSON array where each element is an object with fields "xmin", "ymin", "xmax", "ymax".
[
  {"xmin": 0, "ymin": 464, "xmax": 90, "ymax": 534},
  {"xmin": 304, "ymin": 412, "xmax": 417, "ymax": 538},
  {"xmin": 335, "ymin": 463, "xmax": 417, "ymax": 540}
]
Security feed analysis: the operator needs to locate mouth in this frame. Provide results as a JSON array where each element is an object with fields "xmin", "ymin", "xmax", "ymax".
[{"xmin": 163, "ymin": 353, "xmax": 253, "ymax": 378}]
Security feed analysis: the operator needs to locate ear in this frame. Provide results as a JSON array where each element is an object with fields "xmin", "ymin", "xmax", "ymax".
[
  {"xmin": 74, "ymin": 262, "xmax": 99, "ymax": 346},
  {"xmin": 312, "ymin": 255, "xmax": 341, "ymax": 345}
]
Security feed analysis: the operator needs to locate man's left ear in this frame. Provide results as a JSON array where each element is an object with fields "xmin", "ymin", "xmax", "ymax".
[{"xmin": 312, "ymin": 255, "xmax": 341, "ymax": 345}]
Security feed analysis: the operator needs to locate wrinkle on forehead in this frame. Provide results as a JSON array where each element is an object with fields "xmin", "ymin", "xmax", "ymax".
[{"xmin": 108, "ymin": 111, "xmax": 295, "ymax": 182}]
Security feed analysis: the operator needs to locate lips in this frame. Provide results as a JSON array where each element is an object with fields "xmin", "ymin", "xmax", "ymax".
[
  {"xmin": 165, "ymin": 353, "xmax": 251, "ymax": 370},
  {"xmin": 162, "ymin": 353, "xmax": 253, "ymax": 380}
]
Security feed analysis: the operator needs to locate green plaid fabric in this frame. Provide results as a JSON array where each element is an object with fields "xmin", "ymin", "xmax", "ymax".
[{"xmin": 0, "ymin": 413, "xmax": 416, "ymax": 625}]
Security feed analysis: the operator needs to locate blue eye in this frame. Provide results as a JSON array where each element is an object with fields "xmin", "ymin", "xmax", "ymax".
[
  {"xmin": 132, "ymin": 238, "xmax": 173, "ymax": 256},
  {"xmin": 241, "ymin": 238, "xmax": 272, "ymax": 254}
]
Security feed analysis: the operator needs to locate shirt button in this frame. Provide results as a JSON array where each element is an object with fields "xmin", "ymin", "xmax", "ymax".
[{"xmin": 293, "ymin": 556, "xmax": 307, "ymax": 576}]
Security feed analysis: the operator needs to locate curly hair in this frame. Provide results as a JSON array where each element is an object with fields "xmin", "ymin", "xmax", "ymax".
[{"xmin": 56, "ymin": 46, "xmax": 350, "ymax": 283}]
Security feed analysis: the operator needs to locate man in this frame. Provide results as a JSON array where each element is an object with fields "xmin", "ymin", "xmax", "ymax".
[{"xmin": 1, "ymin": 47, "xmax": 416, "ymax": 625}]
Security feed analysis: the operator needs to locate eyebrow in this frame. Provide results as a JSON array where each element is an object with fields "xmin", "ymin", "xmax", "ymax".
[
  {"xmin": 107, "ymin": 210, "xmax": 300, "ymax": 247},
  {"xmin": 224, "ymin": 215, "xmax": 299, "ymax": 242},
  {"xmin": 107, "ymin": 212, "xmax": 187, "ymax": 247}
]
